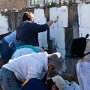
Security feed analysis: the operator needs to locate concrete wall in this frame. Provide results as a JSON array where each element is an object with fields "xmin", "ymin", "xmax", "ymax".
[{"xmin": 78, "ymin": 4, "xmax": 90, "ymax": 38}]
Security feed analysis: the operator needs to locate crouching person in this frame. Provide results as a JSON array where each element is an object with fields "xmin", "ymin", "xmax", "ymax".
[{"xmin": 0, "ymin": 51, "xmax": 63, "ymax": 90}]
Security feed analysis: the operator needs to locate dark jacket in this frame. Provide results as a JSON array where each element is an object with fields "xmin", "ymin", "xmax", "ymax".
[{"xmin": 16, "ymin": 21, "xmax": 49, "ymax": 46}]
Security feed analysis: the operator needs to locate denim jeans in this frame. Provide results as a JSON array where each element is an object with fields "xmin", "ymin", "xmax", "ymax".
[
  {"xmin": 0, "ymin": 68, "xmax": 22, "ymax": 90},
  {"xmin": 0, "ymin": 39, "xmax": 14, "ymax": 64}
]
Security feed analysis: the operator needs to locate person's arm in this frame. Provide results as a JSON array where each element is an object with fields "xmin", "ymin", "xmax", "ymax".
[
  {"xmin": 47, "ymin": 16, "xmax": 59, "ymax": 27},
  {"xmin": 31, "ymin": 17, "xmax": 59, "ymax": 33},
  {"xmin": 47, "ymin": 20, "xmax": 54, "ymax": 27}
]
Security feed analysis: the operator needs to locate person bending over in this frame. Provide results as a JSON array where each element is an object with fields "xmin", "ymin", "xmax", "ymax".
[{"xmin": 0, "ymin": 51, "xmax": 63, "ymax": 90}]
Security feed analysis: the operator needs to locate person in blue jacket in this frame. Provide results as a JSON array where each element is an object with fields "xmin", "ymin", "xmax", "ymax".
[
  {"xmin": 14, "ymin": 11, "xmax": 55, "ymax": 47},
  {"xmin": 0, "ymin": 31, "xmax": 16, "ymax": 64}
]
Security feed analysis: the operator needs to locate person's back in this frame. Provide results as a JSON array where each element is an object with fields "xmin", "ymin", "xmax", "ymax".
[
  {"xmin": 11, "ymin": 45, "xmax": 44, "ymax": 59},
  {"xmin": 15, "ymin": 11, "xmax": 54, "ymax": 47},
  {"xmin": 76, "ymin": 40, "xmax": 90, "ymax": 90},
  {"xmin": 0, "ymin": 51, "xmax": 62, "ymax": 90},
  {"xmin": 16, "ymin": 21, "xmax": 49, "ymax": 46},
  {"xmin": 3, "ymin": 52, "xmax": 48, "ymax": 82}
]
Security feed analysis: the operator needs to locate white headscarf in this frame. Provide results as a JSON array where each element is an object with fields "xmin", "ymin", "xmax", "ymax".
[{"xmin": 84, "ymin": 40, "xmax": 90, "ymax": 60}]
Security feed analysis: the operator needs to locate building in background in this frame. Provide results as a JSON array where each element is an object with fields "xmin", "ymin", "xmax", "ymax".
[
  {"xmin": 0, "ymin": 0, "xmax": 90, "ymax": 11},
  {"xmin": 0, "ymin": 0, "xmax": 27, "ymax": 11}
]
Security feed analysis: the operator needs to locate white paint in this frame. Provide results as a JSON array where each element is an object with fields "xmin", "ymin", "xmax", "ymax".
[
  {"xmin": 34, "ymin": 8, "xmax": 45, "ymax": 20},
  {"xmin": 57, "ymin": 6, "xmax": 68, "ymax": 27},
  {"xmin": 50, "ymin": 27, "xmax": 65, "ymax": 58},
  {"xmin": 79, "ymin": 27, "xmax": 90, "ymax": 38},
  {"xmin": 78, "ymin": 4, "xmax": 90, "ymax": 28},
  {"xmin": 50, "ymin": 7, "xmax": 58, "ymax": 28},
  {"xmin": 34, "ymin": 8, "xmax": 48, "ymax": 49},
  {"xmin": 34, "ymin": 6, "xmax": 68, "ymax": 58},
  {"xmin": 0, "ymin": 13, "xmax": 9, "ymax": 35},
  {"xmin": 78, "ymin": 4, "xmax": 90, "ymax": 38},
  {"xmin": 50, "ymin": 6, "xmax": 68, "ymax": 58},
  {"xmin": 50, "ymin": 6, "xmax": 68, "ymax": 28}
]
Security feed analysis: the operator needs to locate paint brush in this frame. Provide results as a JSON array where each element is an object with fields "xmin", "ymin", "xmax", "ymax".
[{"xmin": 54, "ymin": 16, "xmax": 59, "ymax": 23}]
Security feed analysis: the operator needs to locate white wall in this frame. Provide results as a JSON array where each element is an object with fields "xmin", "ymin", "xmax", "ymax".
[
  {"xmin": 50, "ymin": 6, "xmax": 68, "ymax": 58},
  {"xmin": 78, "ymin": 3, "xmax": 90, "ymax": 38},
  {"xmin": 34, "ymin": 8, "xmax": 48, "ymax": 50},
  {"xmin": 33, "ymin": 6, "xmax": 68, "ymax": 58},
  {"xmin": 0, "ymin": 13, "xmax": 9, "ymax": 35}
]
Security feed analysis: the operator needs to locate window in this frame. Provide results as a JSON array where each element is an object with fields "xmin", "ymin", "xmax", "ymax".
[
  {"xmin": 29, "ymin": 0, "xmax": 60, "ymax": 6},
  {"xmin": 30, "ymin": 0, "xmax": 38, "ymax": 5}
]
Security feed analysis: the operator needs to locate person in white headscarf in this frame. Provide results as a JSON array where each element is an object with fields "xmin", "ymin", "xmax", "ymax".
[{"xmin": 76, "ymin": 40, "xmax": 90, "ymax": 90}]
